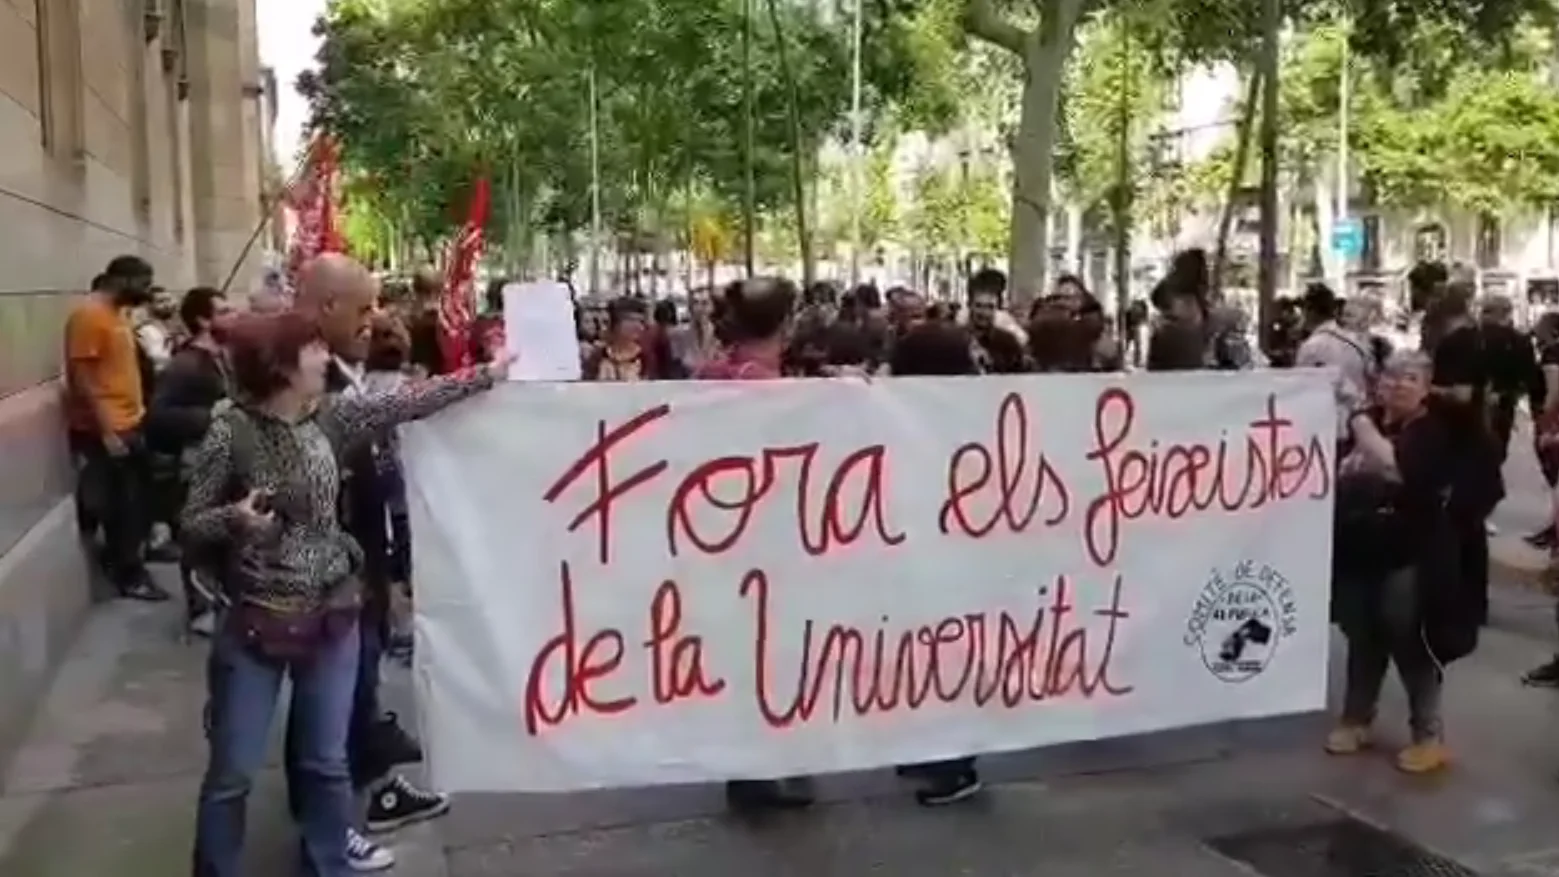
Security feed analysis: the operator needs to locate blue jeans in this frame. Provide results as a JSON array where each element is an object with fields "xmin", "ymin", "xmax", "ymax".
[{"xmin": 192, "ymin": 620, "xmax": 360, "ymax": 877}]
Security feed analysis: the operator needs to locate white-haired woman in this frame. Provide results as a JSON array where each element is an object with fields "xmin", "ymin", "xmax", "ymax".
[{"xmin": 1329, "ymin": 350, "xmax": 1473, "ymax": 774}]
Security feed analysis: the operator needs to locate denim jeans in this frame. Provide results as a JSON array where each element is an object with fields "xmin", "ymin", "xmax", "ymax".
[
  {"xmin": 193, "ymin": 619, "xmax": 360, "ymax": 877},
  {"xmin": 1341, "ymin": 568, "xmax": 1443, "ymax": 743},
  {"xmin": 285, "ymin": 594, "xmax": 390, "ymax": 802}
]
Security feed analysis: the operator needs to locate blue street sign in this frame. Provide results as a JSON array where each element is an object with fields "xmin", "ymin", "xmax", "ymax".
[{"xmin": 1331, "ymin": 217, "xmax": 1363, "ymax": 259}]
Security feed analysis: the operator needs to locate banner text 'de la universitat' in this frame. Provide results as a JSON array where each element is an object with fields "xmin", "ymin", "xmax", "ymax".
[{"xmin": 401, "ymin": 372, "xmax": 1337, "ymax": 793}]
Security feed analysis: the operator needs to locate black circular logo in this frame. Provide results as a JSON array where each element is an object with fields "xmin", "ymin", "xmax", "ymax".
[{"xmin": 1184, "ymin": 561, "xmax": 1298, "ymax": 684}]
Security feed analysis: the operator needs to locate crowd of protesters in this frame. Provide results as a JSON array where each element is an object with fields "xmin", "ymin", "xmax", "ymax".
[{"xmin": 57, "ymin": 243, "xmax": 1554, "ymax": 874}]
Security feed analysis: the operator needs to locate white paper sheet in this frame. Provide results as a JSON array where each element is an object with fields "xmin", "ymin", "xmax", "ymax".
[{"xmin": 502, "ymin": 281, "xmax": 581, "ymax": 382}]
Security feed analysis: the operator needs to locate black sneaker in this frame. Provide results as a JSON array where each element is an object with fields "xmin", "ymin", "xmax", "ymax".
[
  {"xmin": 364, "ymin": 775, "xmax": 450, "ymax": 833},
  {"xmin": 1523, "ymin": 658, "xmax": 1559, "ymax": 687},
  {"xmin": 119, "ymin": 576, "xmax": 172, "ymax": 603},
  {"xmin": 914, "ymin": 770, "xmax": 983, "ymax": 807},
  {"xmin": 370, "ymin": 712, "xmax": 423, "ymax": 768}
]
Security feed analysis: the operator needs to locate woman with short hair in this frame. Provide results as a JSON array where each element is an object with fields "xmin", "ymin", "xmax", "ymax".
[
  {"xmin": 1330, "ymin": 351, "xmax": 1471, "ymax": 774},
  {"xmin": 184, "ymin": 311, "xmax": 507, "ymax": 876}
]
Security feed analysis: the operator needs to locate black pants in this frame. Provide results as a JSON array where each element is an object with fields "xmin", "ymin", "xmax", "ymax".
[
  {"xmin": 1455, "ymin": 514, "xmax": 1490, "ymax": 626},
  {"xmin": 1490, "ymin": 400, "xmax": 1517, "ymax": 463},
  {"xmin": 71, "ymin": 428, "xmax": 149, "ymax": 587}
]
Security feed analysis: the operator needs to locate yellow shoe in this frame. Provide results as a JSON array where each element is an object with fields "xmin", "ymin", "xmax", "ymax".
[
  {"xmin": 1395, "ymin": 740, "xmax": 1450, "ymax": 774},
  {"xmin": 1325, "ymin": 725, "xmax": 1371, "ymax": 755}
]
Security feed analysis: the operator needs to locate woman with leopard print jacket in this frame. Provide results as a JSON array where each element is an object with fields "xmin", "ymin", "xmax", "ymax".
[{"xmin": 184, "ymin": 311, "xmax": 508, "ymax": 877}]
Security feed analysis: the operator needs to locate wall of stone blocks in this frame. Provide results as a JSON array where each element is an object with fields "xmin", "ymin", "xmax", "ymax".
[{"xmin": 0, "ymin": 0, "xmax": 263, "ymax": 764}]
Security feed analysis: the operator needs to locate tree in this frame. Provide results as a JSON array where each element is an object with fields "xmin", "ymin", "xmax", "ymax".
[
  {"xmin": 1056, "ymin": 11, "xmax": 1172, "ymax": 219},
  {"xmin": 1359, "ymin": 66, "xmax": 1559, "ymax": 215},
  {"xmin": 955, "ymin": 0, "xmax": 1549, "ymax": 304},
  {"xmin": 303, "ymin": 0, "xmax": 955, "ymax": 281}
]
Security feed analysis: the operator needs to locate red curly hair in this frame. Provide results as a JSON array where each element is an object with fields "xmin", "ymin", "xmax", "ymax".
[{"xmin": 225, "ymin": 311, "xmax": 323, "ymax": 400}]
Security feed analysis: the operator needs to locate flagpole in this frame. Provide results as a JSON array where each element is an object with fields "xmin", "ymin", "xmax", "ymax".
[
  {"xmin": 219, "ymin": 137, "xmax": 319, "ymax": 295},
  {"xmin": 588, "ymin": 64, "xmax": 603, "ymax": 297}
]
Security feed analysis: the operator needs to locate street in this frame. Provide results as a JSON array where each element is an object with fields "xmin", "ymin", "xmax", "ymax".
[
  {"xmin": 0, "ymin": 422, "xmax": 1556, "ymax": 877},
  {"xmin": 7, "ymin": 533, "xmax": 1559, "ymax": 875}
]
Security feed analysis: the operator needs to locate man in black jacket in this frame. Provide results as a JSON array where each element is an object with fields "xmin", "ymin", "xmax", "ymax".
[
  {"xmin": 146, "ymin": 287, "xmax": 232, "ymax": 633},
  {"xmin": 294, "ymin": 256, "xmax": 447, "ymax": 866}
]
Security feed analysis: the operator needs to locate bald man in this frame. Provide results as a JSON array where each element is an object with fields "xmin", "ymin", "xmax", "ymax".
[
  {"xmin": 285, "ymin": 256, "xmax": 450, "ymax": 864},
  {"xmin": 295, "ymin": 253, "xmax": 378, "ymax": 367}
]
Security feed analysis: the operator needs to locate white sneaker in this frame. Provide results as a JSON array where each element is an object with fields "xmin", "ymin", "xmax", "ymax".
[{"xmin": 346, "ymin": 828, "xmax": 395, "ymax": 872}]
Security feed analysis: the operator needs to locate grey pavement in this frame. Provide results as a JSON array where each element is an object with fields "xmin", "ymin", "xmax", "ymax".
[
  {"xmin": 1490, "ymin": 410, "xmax": 1553, "ymax": 581},
  {"xmin": 8, "ymin": 563, "xmax": 1559, "ymax": 876}
]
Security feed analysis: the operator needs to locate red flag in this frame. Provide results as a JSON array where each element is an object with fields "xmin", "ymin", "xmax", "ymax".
[
  {"xmin": 284, "ymin": 135, "xmax": 345, "ymax": 297},
  {"xmin": 438, "ymin": 176, "xmax": 491, "ymax": 371}
]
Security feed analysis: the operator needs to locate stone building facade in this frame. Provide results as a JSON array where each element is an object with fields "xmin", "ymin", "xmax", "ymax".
[{"xmin": 0, "ymin": 0, "xmax": 266, "ymax": 753}]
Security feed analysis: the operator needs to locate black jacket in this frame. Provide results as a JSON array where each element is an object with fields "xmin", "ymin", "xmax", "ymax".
[
  {"xmin": 327, "ymin": 361, "xmax": 397, "ymax": 593},
  {"xmin": 145, "ymin": 344, "xmax": 228, "ymax": 454}
]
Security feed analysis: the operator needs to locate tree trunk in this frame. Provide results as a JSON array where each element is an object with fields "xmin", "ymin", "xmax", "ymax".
[
  {"xmin": 765, "ymin": 0, "xmax": 815, "ymax": 287},
  {"xmin": 1213, "ymin": 68, "xmax": 1261, "ymax": 300},
  {"xmin": 964, "ymin": 0, "xmax": 1083, "ymax": 312},
  {"xmin": 740, "ymin": 0, "xmax": 757, "ymax": 277}
]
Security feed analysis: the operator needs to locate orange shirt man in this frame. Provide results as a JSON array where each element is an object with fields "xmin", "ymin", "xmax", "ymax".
[
  {"xmin": 66, "ymin": 281, "xmax": 146, "ymax": 445},
  {"xmin": 64, "ymin": 256, "xmax": 166, "ymax": 602}
]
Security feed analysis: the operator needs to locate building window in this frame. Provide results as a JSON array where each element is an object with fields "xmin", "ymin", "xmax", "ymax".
[
  {"xmin": 166, "ymin": 0, "xmax": 186, "ymax": 240},
  {"xmin": 36, "ymin": 0, "xmax": 84, "ymax": 160},
  {"xmin": 1476, "ymin": 213, "xmax": 1502, "ymax": 269},
  {"xmin": 129, "ymin": 1, "xmax": 153, "ymax": 220},
  {"xmin": 35, "ymin": 0, "xmax": 54, "ymax": 147},
  {"xmin": 33, "ymin": 0, "xmax": 48, "ymax": 138}
]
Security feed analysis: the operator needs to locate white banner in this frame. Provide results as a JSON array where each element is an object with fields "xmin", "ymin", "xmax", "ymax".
[{"xmin": 402, "ymin": 372, "xmax": 1337, "ymax": 793}]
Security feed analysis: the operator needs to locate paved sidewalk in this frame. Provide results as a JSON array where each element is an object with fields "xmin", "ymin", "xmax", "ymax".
[
  {"xmin": 7, "ymin": 573, "xmax": 1559, "ymax": 876},
  {"xmin": 1491, "ymin": 410, "xmax": 1555, "ymax": 586}
]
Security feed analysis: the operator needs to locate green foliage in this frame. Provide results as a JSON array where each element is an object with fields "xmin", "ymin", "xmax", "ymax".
[
  {"xmin": 303, "ymin": 0, "xmax": 951, "ymax": 259},
  {"xmin": 1361, "ymin": 66, "xmax": 1559, "ymax": 212},
  {"xmin": 903, "ymin": 159, "xmax": 1008, "ymax": 254},
  {"xmin": 1168, "ymin": 13, "xmax": 1559, "ymax": 216},
  {"xmin": 1056, "ymin": 10, "xmax": 1173, "ymax": 214}
]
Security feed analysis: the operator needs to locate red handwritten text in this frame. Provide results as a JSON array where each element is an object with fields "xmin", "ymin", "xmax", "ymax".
[
  {"xmin": 645, "ymin": 580, "xmax": 726, "ymax": 704},
  {"xmin": 940, "ymin": 392, "xmax": 1071, "ymax": 539},
  {"xmin": 1083, "ymin": 389, "xmax": 1331, "ymax": 567},
  {"xmin": 744, "ymin": 569, "xmax": 1132, "ymax": 727},
  {"xmin": 543, "ymin": 405, "xmax": 905, "ymax": 564},
  {"xmin": 542, "ymin": 407, "xmax": 672, "ymax": 565},
  {"xmin": 524, "ymin": 562, "xmax": 638, "ymax": 735}
]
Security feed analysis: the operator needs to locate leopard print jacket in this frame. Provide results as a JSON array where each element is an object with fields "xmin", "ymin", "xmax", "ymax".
[{"xmin": 180, "ymin": 369, "xmax": 497, "ymax": 611}]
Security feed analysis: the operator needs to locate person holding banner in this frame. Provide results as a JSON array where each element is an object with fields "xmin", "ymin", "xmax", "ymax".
[
  {"xmin": 694, "ymin": 275, "xmax": 815, "ymax": 810},
  {"xmin": 886, "ymin": 320, "xmax": 985, "ymax": 805},
  {"xmin": 183, "ymin": 288, "xmax": 509, "ymax": 876},
  {"xmin": 1332, "ymin": 351, "xmax": 1468, "ymax": 775}
]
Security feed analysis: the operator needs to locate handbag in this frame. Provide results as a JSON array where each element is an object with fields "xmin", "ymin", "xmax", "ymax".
[{"xmin": 227, "ymin": 596, "xmax": 360, "ymax": 665}]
